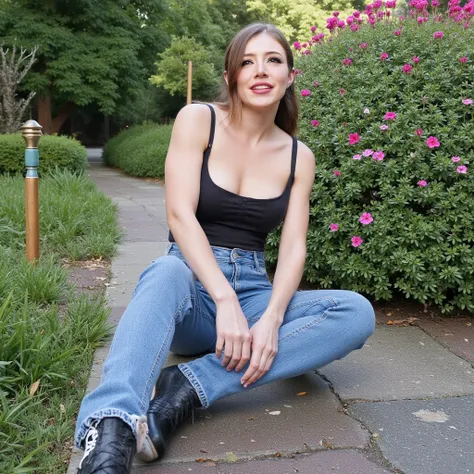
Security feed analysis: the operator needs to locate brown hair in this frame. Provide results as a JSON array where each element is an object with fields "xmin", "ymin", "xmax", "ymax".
[{"xmin": 216, "ymin": 23, "xmax": 298, "ymax": 136}]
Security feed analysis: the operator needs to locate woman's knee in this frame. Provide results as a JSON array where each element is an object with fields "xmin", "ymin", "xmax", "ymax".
[
  {"xmin": 342, "ymin": 291, "xmax": 376, "ymax": 339},
  {"xmin": 138, "ymin": 255, "xmax": 193, "ymax": 290}
]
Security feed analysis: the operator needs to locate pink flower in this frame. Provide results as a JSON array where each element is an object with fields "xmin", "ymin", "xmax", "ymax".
[
  {"xmin": 359, "ymin": 212, "xmax": 374, "ymax": 225},
  {"xmin": 362, "ymin": 149, "xmax": 374, "ymax": 157},
  {"xmin": 457, "ymin": 165, "xmax": 468, "ymax": 174},
  {"xmin": 294, "ymin": 69, "xmax": 301, "ymax": 75},
  {"xmin": 351, "ymin": 236, "xmax": 363, "ymax": 247},
  {"xmin": 426, "ymin": 136, "xmax": 440, "ymax": 148},
  {"xmin": 313, "ymin": 81, "xmax": 319, "ymax": 87},
  {"xmin": 302, "ymin": 49, "xmax": 311, "ymax": 55},
  {"xmin": 330, "ymin": 223, "xmax": 339, "ymax": 232},
  {"xmin": 353, "ymin": 154, "xmax": 362, "ymax": 160},
  {"xmin": 301, "ymin": 89, "xmax": 311, "ymax": 97},
  {"xmin": 333, "ymin": 170, "xmax": 341, "ymax": 177},
  {"xmin": 359, "ymin": 43, "xmax": 368, "ymax": 49},
  {"xmin": 384, "ymin": 112, "xmax": 397, "ymax": 120},
  {"xmin": 412, "ymin": 56, "xmax": 420, "ymax": 63},
  {"xmin": 350, "ymin": 23, "xmax": 360, "ymax": 32},
  {"xmin": 459, "ymin": 56, "xmax": 468, "ymax": 63},
  {"xmin": 451, "ymin": 156, "xmax": 461, "ymax": 162},
  {"xmin": 340, "ymin": 88, "xmax": 346, "ymax": 96},
  {"xmin": 311, "ymin": 120, "xmax": 320, "ymax": 127},
  {"xmin": 342, "ymin": 58, "xmax": 353, "ymax": 66},
  {"xmin": 373, "ymin": 150, "xmax": 385, "ymax": 161},
  {"xmin": 415, "ymin": 128, "xmax": 423, "ymax": 136},
  {"xmin": 380, "ymin": 52, "xmax": 389, "ymax": 61},
  {"xmin": 417, "ymin": 180, "xmax": 428, "ymax": 187},
  {"xmin": 432, "ymin": 0, "xmax": 440, "ymax": 6},
  {"xmin": 380, "ymin": 125, "xmax": 389, "ymax": 131},
  {"xmin": 394, "ymin": 29, "xmax": 402, "ymax": 36},
  {"xmin": 433, "ymin": 31, "xmax": 444, "ymax": 39},
  {"xmin": 403, "ymin": 64, "xmax": 413, "ymax": 74},
  {"xmin": 349, "ymin": 133, "xmax": 360, "ymax": 145},
  {"xmin": 293, "ymin": 41, "xmax": 302, "ymax": 50},
  {"xmin": 311, "ymin": 25, "xmax": 317, "ymax": 32},
  {"xmin": 364, "ymin": 108, "xmax": 370, "ymax": 114},
  {"xmin": 462, "ymin": 98, "xmax": 473, "ymax": 105},
  {"xmin": 333, "ymin": 11, "xmax": 340, "ymax": 17}
]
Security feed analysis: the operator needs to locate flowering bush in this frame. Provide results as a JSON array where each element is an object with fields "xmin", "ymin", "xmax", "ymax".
[{"xmin": 267, "ymin": 1, "xmax": 474, "ymax": 313}]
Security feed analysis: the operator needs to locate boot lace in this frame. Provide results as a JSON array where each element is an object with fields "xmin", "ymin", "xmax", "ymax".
[{"xmin": 79, "ymin": 427, "xmax": 99, "ymax": 469}]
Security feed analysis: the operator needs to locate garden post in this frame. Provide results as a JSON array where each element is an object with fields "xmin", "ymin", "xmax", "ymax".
[
  {"xmin": 187, "ymin": 60, "xmax": 193, "ymax": 105},
  {"xmin": 20, "ymin": 119, "xmax": 42, "ymax": 263}
]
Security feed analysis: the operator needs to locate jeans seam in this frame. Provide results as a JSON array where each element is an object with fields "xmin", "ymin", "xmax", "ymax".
[
  {"xmin": 286, "ymin": 296, "xmax": 337, "ymax": 312},
  {"xmin": 178, "ymin": 364, "xmax": 209, "ymax": 408},
  {"xmin": 280, "ymin": 300, "xmax": 337, "ymax": 343},
  {"xmin": 139, "ymin": 293, "xmax": 192, "ymax": 411}
]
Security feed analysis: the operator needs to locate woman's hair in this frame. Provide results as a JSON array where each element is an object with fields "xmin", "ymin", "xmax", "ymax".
[{"xmin": 216, "ymin": 23, "xmax": 298, "ymax": 136}]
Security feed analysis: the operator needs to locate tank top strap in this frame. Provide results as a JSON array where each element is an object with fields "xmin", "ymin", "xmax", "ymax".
[
  {"xmin": 205, "ymin": 103, "xmax": 216, "ymax": 150},
  {"xmin": 290, "ymin": 136, "xmax": 298, "ymax": 179}
]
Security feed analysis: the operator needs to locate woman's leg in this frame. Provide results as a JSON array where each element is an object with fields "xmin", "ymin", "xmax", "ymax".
[
  {"xmin": 74, "ymin": 255, "xmax": 216, "ymax": 449},
  {"xmin": 179, "ymin": 289, "xmax": 375, "ymax": 407}
]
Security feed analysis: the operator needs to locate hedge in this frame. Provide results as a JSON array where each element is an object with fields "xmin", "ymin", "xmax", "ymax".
[
  {"xmin": 103, "ymin": 123, "xmax": 173, "ymax": 178},
  {"xmin": 0, "ymin": 133, "xmax": 87, "ymax": 175}
]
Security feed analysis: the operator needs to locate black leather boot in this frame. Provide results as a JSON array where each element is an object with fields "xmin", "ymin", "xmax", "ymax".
[
  {"xmin": 77, "ymin": 417, "xmax": 136, "ymax": 473},
  {"xmin": 136, "ymin": 366, "xmax": 202, "ymax": 462}
]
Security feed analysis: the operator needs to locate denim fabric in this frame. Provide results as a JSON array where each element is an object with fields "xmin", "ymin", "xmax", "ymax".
[{"xmin": 75, "ymin": 243, "xmax": 375, "ymax": 448}]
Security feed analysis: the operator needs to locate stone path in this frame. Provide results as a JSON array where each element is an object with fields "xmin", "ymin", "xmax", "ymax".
[{"xmin": 68, "ymin": 153, "xmax": 474, "ymax": 474}]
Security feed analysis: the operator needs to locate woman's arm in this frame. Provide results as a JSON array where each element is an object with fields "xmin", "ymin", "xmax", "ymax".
[
  {"xmin": 240, "ymin": 142, "xmax": 315, "ymax": 387},
  {"xmin": 165, "ymin": 104, "xmax": 251, "ymax": 372}
]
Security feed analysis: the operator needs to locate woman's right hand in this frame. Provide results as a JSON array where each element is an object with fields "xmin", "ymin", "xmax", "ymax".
[{"xmin": 215, "ymin": 295, "xmax": 252, "ymax": 372}]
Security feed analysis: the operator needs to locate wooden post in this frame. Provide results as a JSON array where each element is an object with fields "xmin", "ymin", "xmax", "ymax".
[
  {"xmin": 187, "ymin": 60, "xmax": 193, "ymax": 105},
  {"xmin": 20, "ymin": 120, "xmax": 42, "ymax": 263}
]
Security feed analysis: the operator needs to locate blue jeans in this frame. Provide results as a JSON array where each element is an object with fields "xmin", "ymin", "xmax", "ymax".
[{"xmin": 75, "ymin": 244, "xmax": 375, "ymax": 448}]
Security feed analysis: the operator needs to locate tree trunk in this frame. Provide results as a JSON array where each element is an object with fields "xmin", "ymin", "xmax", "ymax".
[{"xmin": 36, "ymin": 95, "xmax": 74, "ymax": 134}]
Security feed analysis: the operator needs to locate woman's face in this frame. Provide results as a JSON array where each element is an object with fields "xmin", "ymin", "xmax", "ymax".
[{"xmin": 231, "ymin": 32, "xmax": 294, "ymax": 110}]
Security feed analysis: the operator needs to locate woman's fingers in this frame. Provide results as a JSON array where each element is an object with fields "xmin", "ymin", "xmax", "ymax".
[
  {"xmin": 215, "ymin": 334, "xmax": 225, "ymax": 359},
  {"xmin": 225, "ymin": 337, "xmax": 242, "ymax": 371},
  {"xmin": 222, "ymin": 339, "xmax": 234, "ymax": 367},
  {"xmin": 234, "ymin": 336, "xmax": 252, "ymax": 372}
]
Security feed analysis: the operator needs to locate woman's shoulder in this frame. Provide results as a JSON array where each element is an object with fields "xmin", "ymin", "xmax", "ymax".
[{"xmin": 175, "ymin": 103, "xmax": 213, "ymax": 123}]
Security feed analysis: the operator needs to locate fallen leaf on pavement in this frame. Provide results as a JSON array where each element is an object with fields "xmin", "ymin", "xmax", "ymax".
[
  {"xmin": 296, "ymin": 392, "xmax": 307, "ymax": 396},
  {"xmin": 386, "ymin": 320, "xmax": 394, "ymax": 325},
  {"xmin": 226, "ymin": 452, "xmax": 238, "ymax": 463},
  {"xmin": 268, "ymin": 411, "xmax": 281, "ymax": 415}
]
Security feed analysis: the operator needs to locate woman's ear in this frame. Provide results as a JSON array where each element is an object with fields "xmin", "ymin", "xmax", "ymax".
[{"xmin": 223, "ymin": 70, "xmax": 229, "ymax": 86}]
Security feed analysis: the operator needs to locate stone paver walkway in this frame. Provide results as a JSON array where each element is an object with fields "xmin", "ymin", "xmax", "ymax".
[{"xmin": 68, "ymin": 153, "xmax": 474, "ymax": 474}]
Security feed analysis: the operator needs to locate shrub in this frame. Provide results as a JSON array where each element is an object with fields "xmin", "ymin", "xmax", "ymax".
[
  {"xmin": 0, "ymin": 133, "xmax": 87, "ymax": 175},
  {"xmin": 103, "ymin": 123, "xmax": 173, "ymax": 178},
  {"xmin": 267, "ymin": 4, "xmax": 474, "ymax": 313}
]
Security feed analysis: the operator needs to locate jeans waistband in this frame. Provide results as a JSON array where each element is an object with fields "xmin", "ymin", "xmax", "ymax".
[{"xmin": 167, "ymin": 243, "xmax": 265, "ymax": 268}]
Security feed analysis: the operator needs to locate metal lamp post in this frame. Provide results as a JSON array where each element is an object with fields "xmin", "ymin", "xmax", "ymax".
[{"xmin": 20, "ymin": 120, "xmax": 42, "ymax": 262}]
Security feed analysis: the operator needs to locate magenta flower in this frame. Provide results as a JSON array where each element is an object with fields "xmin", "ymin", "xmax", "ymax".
[
  {"xmin": 313, "ymin": 81, "xmax": 319, "ymax": 87},
  {"xmin": 311, "ymin": 120, "xmax": 320, "ymax": 127},
  {"xmin": 330, "ymin": 223, "xmax": 339, "ymax": 232},
  {"xmin": 349, "ymin": 133, "xmax": 360, "ymax": 145},
  {"xmin": 359, "ymin": 43, "xmax": 368, "ymax": 49},
  {"xmin": 394, "ymin": 29, "xmax": 402, "ymax": 36},
  {"xmin": 353, "ymin": 154, "xmax": 362, "ymax": 160},
  {"xmin": 384, "ymin": 112, "xmax": 397, "ymax": 120},
  {"xmin": 360, "ymin": 212, "xmax": 374, "ymax": 225},
  {"xmin": 415, "ymin": 128, "xmax": 423, "ymax": 136},
  {"xmin": 294, "ymin": 69, "xmax": 301, "ymax": 75},
  {"xmin": 293, "ymin": 41, "xmax": 302, "ymax": 50},
  {"xmin": 311, "ymin": 25, "xmax": 317, "ymax": 32},
  {"xmin": 380, "ymin": 125, "xmax": 389, "ymax": 131},
  {"xmin": 333, "ymin": 170, "xmax": 341, "ymax": 177},
  {"xmin": 351, "ymin": 236, "xmax": 363, "ymax": 247},
  {"xmin": 432, "ymin": 0, "xmax": 440, "ymax": 6},
  {"xmin": 462, "ymin": 98, "xmax": 472, "ymax": 105},
  {"xmin": 426, "ymin": 136, "xmax": 440, "ymax": 148},
  {"xmin": 342, "ymin": 58, "xmax": 353, "ymax": 66},
  {"xmin": 380, "ymin": 52, "xmax": 389, "ymax": 61},
  {"xmin": 451, "ymin": 156, "xmax": 461, "ymax": 162},
  {"xmin": 362, "ymin": 149, "xmax": 374, "ymax": 157},
  {"xmin": 301, "ymin": 89, "xmax": 311, "ymax": 97},
  {"xmin": 412, "ymin": 56, "xmax": 420, "ymax": 63},
  {"xmin": 340, "ymin": 88, "xmax": 346, "ymax": 96},
  {"xmin": 373, "ymin": 150, "xmax": 385, "ymax": 161},
  {"xmin": 403, "ymin": 64, "xmax": 413, "ymax": 74},
  {"xmin": 350, "ymin": 23, "xmax": 360, "ymax": 32},
  {"xmin": 457, "ymin": 165, "xmax": 468, "ymax": 174},
  {"xmin": 417, "ymin": 180, "xmax": 428, "ymax": 187},
  {"xmin": 433, "ymin": 31, "xmax": 444, "ymax": 39},
  {"xmin": 459, "ymin": 56, "xmax": 468, "ymax": 63}
]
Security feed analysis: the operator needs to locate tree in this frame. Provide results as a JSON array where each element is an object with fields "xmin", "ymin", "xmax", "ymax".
[
  {"xmin": 150, "ymin": 36, "xmax": 220, "ymax": 99},
  {"xmin": 0, "ymin": 45, "xmax": 37, "ymax": 133},
  {"xmin": 0, "ymin": 0, "xmax": 166, "ymax": 134}
]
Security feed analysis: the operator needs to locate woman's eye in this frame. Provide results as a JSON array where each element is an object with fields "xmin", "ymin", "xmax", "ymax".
[
  {"xmin": 241, "ymin": 60, "xmax": 252, "ymax": 66},
  {"xmin": 269, "ymin": 57, "xmax": 282, "ymax": 63}
]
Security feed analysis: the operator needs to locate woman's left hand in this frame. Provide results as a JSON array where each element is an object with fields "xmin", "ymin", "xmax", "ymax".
[{"xmin": 240, "ymin": 314, "xmax": 280, "ymax": 387}]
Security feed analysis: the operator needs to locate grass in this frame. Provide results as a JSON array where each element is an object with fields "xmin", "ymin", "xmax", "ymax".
[{"xmin": 0, "ymin": 169, "xmax": 121, "ymax": 473}]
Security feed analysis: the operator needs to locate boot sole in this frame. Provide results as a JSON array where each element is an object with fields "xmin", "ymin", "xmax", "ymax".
[{"xmin": 135, "ymin": 434, "xmax": 159, "ymax": 463}]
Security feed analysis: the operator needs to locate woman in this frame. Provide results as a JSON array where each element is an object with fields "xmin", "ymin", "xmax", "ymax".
[{"xmin": 75, "ymin": 23, "xmax": 375, "ymax": 474}]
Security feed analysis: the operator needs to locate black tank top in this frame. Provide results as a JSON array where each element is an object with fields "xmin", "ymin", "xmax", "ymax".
[{"xmin": 169, "ymin": 104, "xmax": 297, "ymax": 251}]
